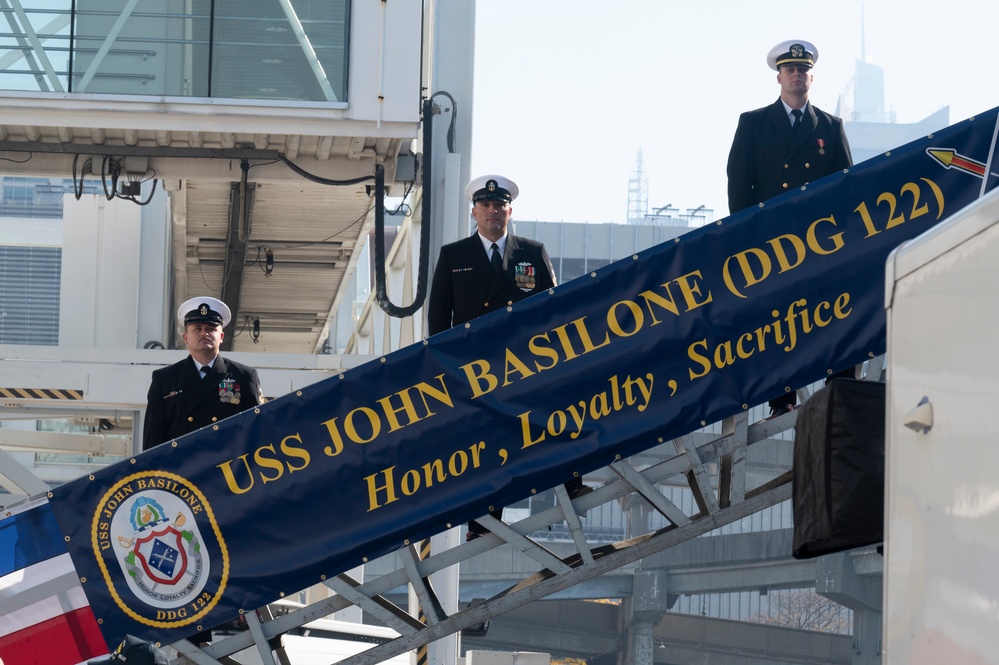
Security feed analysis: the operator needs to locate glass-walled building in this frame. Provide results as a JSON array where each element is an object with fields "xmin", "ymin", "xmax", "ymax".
[
  {"xmin": 0, "ymin": 0, "xmax": 350, "ymax": 103},
  {"xmin": 0, "ymin": 0, "xmax": 423, "ymax": 356}
]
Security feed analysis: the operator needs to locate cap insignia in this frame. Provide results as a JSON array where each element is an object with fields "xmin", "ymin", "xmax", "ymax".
[
  {"xmin": 790, "ymin": 43, "xmax": 804, "ymax": 58},
  {"xmin": 199, "ymin": 304, "xmax": 210, "ymax": 316},
  {"xmin": 486, "ymin": 179, "xmax": 497, "ymax": 192}
]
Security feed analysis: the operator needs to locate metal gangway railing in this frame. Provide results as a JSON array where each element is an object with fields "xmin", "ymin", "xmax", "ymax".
[
  {"xmin": 171, "ymin": 408, "xmax": 796, "ymax": 665},
  {"xmin": 166, "ymin": 353, "xmax": 885, "ymax": 665}
]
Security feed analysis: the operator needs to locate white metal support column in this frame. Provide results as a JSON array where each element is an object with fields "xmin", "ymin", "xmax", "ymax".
[
  {"xmin": 427, "ymin": 0, "xmax": 475, "ymax": 254},
  {"xmin": 423, "ymin": 3, "xmax": 476, "ymax": 661}
]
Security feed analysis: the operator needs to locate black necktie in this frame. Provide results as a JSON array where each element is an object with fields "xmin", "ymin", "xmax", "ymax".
[
  {"xmin": 490, "ymin": 243, "xmax": 503, "ymax": 274},
  {"xmin": 200, "ymin": 365, "xmax": 209, "ymax": 379},
  {"xmin": 791, "ymin": 109, "xmax": 802, "ymax": 131}
]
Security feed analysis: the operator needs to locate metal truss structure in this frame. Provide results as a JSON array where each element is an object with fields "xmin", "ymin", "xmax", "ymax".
[{"xmin": 167, "ymin": 406, "xmax": 803, "ymax": 665}]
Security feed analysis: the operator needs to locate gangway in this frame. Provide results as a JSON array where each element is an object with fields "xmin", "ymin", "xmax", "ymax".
[
  {"xmin": 0, "ymin": 402, "xmax": 804, "ymax": 665},
  {"xmin": 0, "ymin": 345, "xmax": 813, "ymax": 664},
  {"xmin": 171, "ymin": 408, "xmax": 801, "ymax": 665},
  {"xmin": 4, "ymin": 105, "xmax": 999, "ymax": 665},
  {"xmin": 0, "ymin": 390, "xmax": 867, "ymax": 665}
]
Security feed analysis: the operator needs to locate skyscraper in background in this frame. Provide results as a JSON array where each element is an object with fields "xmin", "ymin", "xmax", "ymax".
[{"xmin": 838, "ymin": 25, "xmax": 950, "ymax": 163}]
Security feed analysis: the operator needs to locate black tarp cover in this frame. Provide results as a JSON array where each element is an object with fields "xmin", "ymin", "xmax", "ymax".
[{"xmin": 792, "ymin": 377, "xmax": 885, "ymax": 559}]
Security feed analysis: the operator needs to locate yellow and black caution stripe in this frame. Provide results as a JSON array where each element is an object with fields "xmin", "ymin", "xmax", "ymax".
[
  {"xmin": 0, "ymin": 387, "xmax": 84, "ymax": 400},
  {"xmin": 416, "ymin": 537, "xmax": 431, "ymax": 665}
]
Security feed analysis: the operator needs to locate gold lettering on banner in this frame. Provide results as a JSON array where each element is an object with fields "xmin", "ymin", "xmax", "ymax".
[
  {"xmin": 687, "ymin": 293, "xmax": 852, "ymax": 380},
  {"xmin": 519, "ymin": 373, "xmax": 671, "ymax": 449},
  {"xmin": 854, "ymin": 177, "xmax": 944, "ymax": 237},
  {"xmin": 363, "ymin": 442, "xmax": 487, "ymax": 511},
  {"xmin": 216, "ymin": 434, "xmax": 312, "ymax": 495},
  {"xmin": 320, "ymin": 375, "xmax": 453, "ymax": 456},
  {"xmin": 722, "ymin": 216, "xmax": 845, "ymax": 298},
  {"xmin": 204, "ymin": 175, "xmax": 953, "ymax": 505}
]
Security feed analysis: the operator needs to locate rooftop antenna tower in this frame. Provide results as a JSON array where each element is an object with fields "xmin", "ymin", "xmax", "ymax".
[
  {"xmin": 861, "ymin": 3, "xmax": 866, "ymax": 63},
  {"xmin": 627, "ymin": 149, "xmax": 649, "ymax": 224}
]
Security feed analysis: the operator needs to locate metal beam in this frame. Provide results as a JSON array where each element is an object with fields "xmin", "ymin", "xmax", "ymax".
[
  {"xmin": 220, "ymin": 179, "xmax": 255, "ymax": 351},
  {"xmin": 0, "ymin": 140, "xmax": 283, "ymax": 160},
  {"xmin": 665, "ymin": 559, "xmax": 818, "ymax": 595},
  {"xmin": 0, "ymin": 428, "xmax": 131, "ymax": 456},
  {"xmin": 0, "ymin": 13, "xmax": 68, "ymax": 73},
  {"xmin": 178, "ymin": 411, "xmax": 797, "ymax": 665},
  {"xmin": 0, "ymin": 448, "xmax": 49, "ymax": 496},
  {"xmin": 466, "ymin": 600, "xmax": 853, "ymax": 664}
]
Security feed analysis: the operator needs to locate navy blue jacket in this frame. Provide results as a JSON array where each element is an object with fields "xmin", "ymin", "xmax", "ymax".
[
  {"xmin": 427, "ymin": 233, "xmax": 556, "ymax": 336},
  {"xmin": 727, "ymin": 98, "xmax": 852, "ymax": 214},
  {"xmin": 143, "ymin": 355, "xmax": 264, "ymax": 450}
]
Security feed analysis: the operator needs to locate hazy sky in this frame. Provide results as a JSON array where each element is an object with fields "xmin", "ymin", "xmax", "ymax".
[{"xmin": 470, "ymin": 0, "xmax": 998, "ymax": 225}]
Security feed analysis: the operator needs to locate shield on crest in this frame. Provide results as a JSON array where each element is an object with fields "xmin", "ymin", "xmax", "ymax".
[{"xmin": 133, "ymin": 525, "xmax": 189, "ymax": 585}]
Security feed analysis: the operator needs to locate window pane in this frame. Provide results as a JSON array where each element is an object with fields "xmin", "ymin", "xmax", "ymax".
[
  {"xmin": 0, "ymin": 1, "xmax": 349, "ymax": 102},
  {"xmin": 211, "ymin": 0, "xmax": 348, "ymax": 102},
  {"xmin": 0, "ymin": 246, "xmax": 61, "ymax": 345},
  {"xmin": 0, "ymin": 0, "xmax": 73, "ymax": 92},
  {"xmin": 72, "ymin": 0, "xmax": 211, "ymax": 96}
]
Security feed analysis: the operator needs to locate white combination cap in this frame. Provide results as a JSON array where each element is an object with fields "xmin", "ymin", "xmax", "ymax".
[
  {"xmin": 767, "ymin": 40, "xmax": 818, "ymax": 71},
  {"xmin": 177, "ymin": 296, "xmax": 231, "ymax": 327},
  {"xmin": 465, "ymin": 174, "xmax": 519, "ymax": 203}
]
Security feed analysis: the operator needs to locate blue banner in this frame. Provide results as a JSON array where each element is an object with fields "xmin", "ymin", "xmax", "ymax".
[{"xmin": 47, "ymin": 107, "xmax": 999, "ymax": 647}]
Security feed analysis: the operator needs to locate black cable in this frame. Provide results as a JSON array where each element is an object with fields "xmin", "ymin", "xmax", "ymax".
[
  {"xmin": 72, "ymin": 154, "xmax": 91, "ymax": 199},
  {"xmin": 234, "ymin": 203, "xmax": 374, "ymax": 278},
  {"xmin": 229, "ymin": 315, "xmax": 250, "ymax": 339},
  {"xmin": 388, "ymin": 177, "xmax": 416, "ymax": 215},
  {"xmin": 196, "ymin": 256, "xmax": 216, "ymax": 292},
  {"xmin": 277, "ymin": 154, "xmax": 376, "ymax": 186},
  {"xmin": 244, "ymin": 158, "xmax": 282, "ymax": 171},
  {"xmin": 0, "ymin": 152, "xmax": 31, "ymax": 164},
  {"xmin": 100, "ymin": 155, "xmax": 120, "ymax": 201},
  {"xmin": 373, "ymin": 97, "xmax": 434, "ymax": 318},
  {"xmin": 431, "ymin": 90, "xmax": 457, "ymax": 153}
]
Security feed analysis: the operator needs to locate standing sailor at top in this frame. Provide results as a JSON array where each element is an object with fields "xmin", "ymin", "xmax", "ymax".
[
  {"xmin": 726, "ymin": 40, "xmax": 853, "ymax": 416},
  {"xmin": 726, "ymin": 39, "xmax": 852, "ymax": 214}
]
